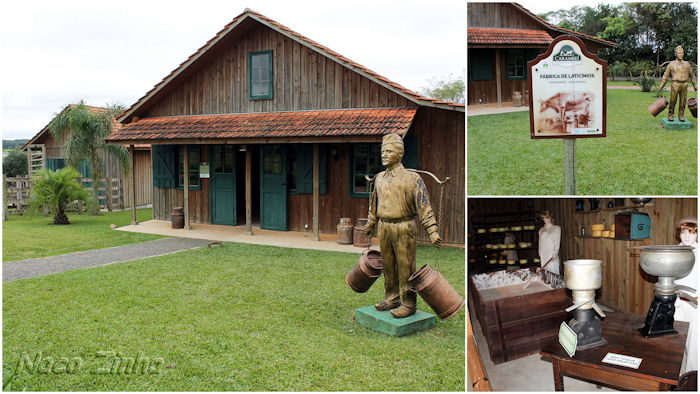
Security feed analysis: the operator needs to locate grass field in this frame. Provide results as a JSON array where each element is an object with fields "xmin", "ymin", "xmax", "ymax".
[
  {"xmin": 3, "ymin": 243, "xmax": 465, "ymax": 391},
  {"xmin": 467, "ymin": 89, "xmax": 697, "ymax": 195},
  {"xmin": 3, "ymin": 209, "xmax": 162, "ymax": 262}
]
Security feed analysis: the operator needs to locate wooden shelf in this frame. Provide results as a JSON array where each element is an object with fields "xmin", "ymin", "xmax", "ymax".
[
  {"xmin": 574, "ymin": 204, "xmax": 652, "ymax": 214},
  {"xmin": 575, "ymin": 235, "xmax": 648, "ymax": 241}
]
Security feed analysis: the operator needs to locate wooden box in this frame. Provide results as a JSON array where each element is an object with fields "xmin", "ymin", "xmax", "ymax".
[{"xmin": 469, "ymin": 272, "xmax": 572, "ymax": 364}]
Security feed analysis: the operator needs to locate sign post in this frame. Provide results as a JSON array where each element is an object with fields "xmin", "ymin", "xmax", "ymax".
[{"xmin": 528, "ymin": 35, "xmax": 607, "ymax": 195}]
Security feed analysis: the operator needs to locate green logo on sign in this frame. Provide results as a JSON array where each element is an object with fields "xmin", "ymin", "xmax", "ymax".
[{"xmin": 553, "ymin": 45, "xmax": 581, "ymax": 62}]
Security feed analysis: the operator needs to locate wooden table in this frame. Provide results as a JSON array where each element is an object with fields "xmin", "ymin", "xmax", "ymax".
[{"xmin": 540, "ymin": 311, "xmax": 688, "ymax": 391}]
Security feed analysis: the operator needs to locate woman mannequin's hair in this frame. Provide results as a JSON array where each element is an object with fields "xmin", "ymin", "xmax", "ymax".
[
  {"xmin": 541, "ymin": 210, "xmax": 554, "ymax": 224},
  {"xmin": 680, "ymin": 222, "xmax": 697, "ymax": 234}
]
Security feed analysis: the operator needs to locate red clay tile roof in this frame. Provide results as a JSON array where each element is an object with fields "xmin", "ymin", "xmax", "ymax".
[
  {"xmin": 511, "ymin": 3, "xmax": 616, "ymax": 47},
  {"xmin": 118, "ymin": 9, "xmax": 463, "ymax": 123},
  {"xmin": 468, "ymin": 27, "xmax": 552, "ymax": 45},
  {"xmin": 107, "ymin": 108, "xmax": 417, "ymax": 143}
]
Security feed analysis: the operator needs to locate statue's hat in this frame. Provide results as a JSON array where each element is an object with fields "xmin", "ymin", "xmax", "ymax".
[{"xmin": 381, "ymin": 133, "xmax": 404, "ymax": 148}]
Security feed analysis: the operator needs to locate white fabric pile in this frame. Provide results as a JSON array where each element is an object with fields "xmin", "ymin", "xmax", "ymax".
[{"xmin": 471, "ymin": 269, "xmax": 541, "ymax": 290}]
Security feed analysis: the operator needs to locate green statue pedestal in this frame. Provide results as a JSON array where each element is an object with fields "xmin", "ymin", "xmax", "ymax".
[
  {"xmin": 662, "ymin": 118, "xmax": 692, "ymax": 130},
  {"xmin": 355, "ymin": 305, "xmax": 436, "ymax": 337}
]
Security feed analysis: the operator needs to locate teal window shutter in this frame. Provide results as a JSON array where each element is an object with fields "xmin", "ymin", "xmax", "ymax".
[
  {"xmin": 468, "ymin": 48, "xmax": 493, "ymax": 81},
  {"xmin": 152, "ymin": 145, "xmax": 177, "ymax": 188},
  {"xmin": 402, "ymin": 134, "xmax": 418, "ymax": 169},
  {"xmin": 46, "ymin": 158, "xmax": 66, "ymax": 171},
  {"xmin": 296, "ymin": 145, "xmax": 327, "ymax": 195}
]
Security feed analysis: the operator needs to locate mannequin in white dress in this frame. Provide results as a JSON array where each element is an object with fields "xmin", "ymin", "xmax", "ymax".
[
  {"xmin": 675, "ymin": 216, "xmax": 697, "ymax": 374},
  {"xmin": 538, "ymin": 210, "xmax": 561, "ymax": 275}
]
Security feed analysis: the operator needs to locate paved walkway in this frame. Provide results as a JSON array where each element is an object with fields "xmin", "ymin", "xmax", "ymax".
[
  {"xmin": 116, "ymin": 220, "xmax": 379, "ymax": 253},
  {"xmin": 3, "ymin": 237, "xmax": 211, "ymax": 282}
]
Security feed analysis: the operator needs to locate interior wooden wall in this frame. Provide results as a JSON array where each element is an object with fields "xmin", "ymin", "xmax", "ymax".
[{"xmin": 468, "ymin": 198, "xmax": 697, "ymax": 316}]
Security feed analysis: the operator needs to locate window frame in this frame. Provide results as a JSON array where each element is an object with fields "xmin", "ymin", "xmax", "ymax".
[
  {"xmin": 349, "ymin": 143, "xmax": 382, "ymax": 198},
  {"xmin": 506, "ymin": 49, "xmax": 526, "ymax": 80},
  {"xmin": 248, "ymin": 50, "xmax": 274, "ymax": 100},
  {"xmin": 177, "ymin": 145, "xmax": 201, "ymax": 191}
]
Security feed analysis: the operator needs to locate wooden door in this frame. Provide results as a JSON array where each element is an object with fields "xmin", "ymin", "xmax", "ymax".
[
  {"xmin": 211, "ymin": 145, "xmax": 236, "ymax": 225},
  {"xmin": 260, "ymin": 144, "xmax": 287, "ymax": 231}
]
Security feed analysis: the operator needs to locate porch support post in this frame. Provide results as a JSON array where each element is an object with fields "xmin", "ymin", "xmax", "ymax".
[
  {"xmin": 312, "ymin": 143, "xmax": 320, "ymax": 241},
  {"xmin": 495, "ymin": 49, "xmax": 502, "ymax": 107},
  {"xmin": 129, "ymin": 144, "xmax": 136, "ymax": 225},
  {"xmin": 183, "ymin": 144, "xmax": 190, "ymax": 230},
  {"xmin": 245, "ymin": 148, "xmax": 253, "ymax": 235}
]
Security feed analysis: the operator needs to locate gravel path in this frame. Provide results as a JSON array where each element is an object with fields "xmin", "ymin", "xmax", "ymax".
[{"xmin": 3, "ymin": 237, "xmax": 212, "ymax": 282}]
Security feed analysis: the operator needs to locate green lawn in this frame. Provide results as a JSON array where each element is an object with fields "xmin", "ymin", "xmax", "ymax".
[
  {"xmin": 607, "ymin": 80, "xmax": 640, "ymax": 86},
  {"xmin": 3, "ymin": 209, "xmax": 163, "ymax": 262},
  {"xmin": 467, "ymin": 89, "xmax": 697, "ymax": 195},
  {"xmin": 3, "ymin": 243, "xmax": 465, "ymax": 391}
]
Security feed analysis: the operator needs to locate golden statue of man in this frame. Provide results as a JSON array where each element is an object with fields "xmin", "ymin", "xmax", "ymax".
[
  {"xmin": 659, "ymin": 45, "xmax": 697, "ymax": 122},
  {"xmin": 364, "ymin": 133, "xmax": 441, "ymax": 318}
]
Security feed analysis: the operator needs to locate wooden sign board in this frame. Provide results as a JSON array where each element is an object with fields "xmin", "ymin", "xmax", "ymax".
[{"xmin": 528, "ymin": 35, "xmax": 607, "ymax": 139}]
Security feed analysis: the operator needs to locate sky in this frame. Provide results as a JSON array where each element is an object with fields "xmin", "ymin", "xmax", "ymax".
[{"xmin": 0, "ymin": 0, "xmax": 466, "ymax": 140}]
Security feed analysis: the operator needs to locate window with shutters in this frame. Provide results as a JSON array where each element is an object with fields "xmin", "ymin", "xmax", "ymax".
[
  {"xmin": 292, "ymin": 144, "xmax": 327, "ymax": 195},
  {"xmin": 350, "ymin": 143, "xmax": 382, "ymax": 197},
  {"xmin": 178, "ymin": 145, "xmax": 200, "ymax": 190},
  {"xmin": 152, "ymin": 145, "xmax": 177, "ymax": 188},
  {"xmin": 248, "ymin": 50, "xmax": 273, "ymax": 100}
]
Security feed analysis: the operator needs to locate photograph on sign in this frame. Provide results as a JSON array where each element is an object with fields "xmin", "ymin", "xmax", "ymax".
[{"xmin": 529, "ymin": 36, "xmax": 607, "ymax": 139}]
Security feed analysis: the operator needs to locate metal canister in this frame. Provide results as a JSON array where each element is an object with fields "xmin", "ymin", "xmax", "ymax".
[
  {"xmin": 512, "ymin": 91, "xmax": 522, "ymax": 107},
  {"xmin": 353, "ymin": 218, "xmax": 371, "ymax": 248},
  {"xmin": 346, "ymin": 249, "xmax": 383, "ymax": 293},
  {"xmin": 408, "ymin": 264, "xmax": 465, "ymax": 320},
  {"xmin": 688, "ymin": 98, "xmax": 697, "ymax": 118},
  {"xmin": 648, "ymin": 97, "xmax": 668, "ymax": 117},
  {"xmin": 171, "ymin": 207, "xmax": 184, "ymax": 229},
  {"xmin": 337, "ymin": 218, "xmax": 354, "ymax": 245}
]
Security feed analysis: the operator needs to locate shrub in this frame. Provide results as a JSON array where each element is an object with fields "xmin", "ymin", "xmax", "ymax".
[
  {"xmin": 29, "ymin": 168, "xmax": 93, "ymax": 225},
  {"xmin": 634, "ymin": 70, "xmax": 656, "ymax": 92}
]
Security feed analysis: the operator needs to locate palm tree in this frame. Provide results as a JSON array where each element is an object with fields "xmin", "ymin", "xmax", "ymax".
[
  {"xmin": 30, "ymin": 168, "xmax": 93, "ymax": 225},
  {"xmin": 50, "ymin": 101, "xmax": 130, "ymax": 215}
]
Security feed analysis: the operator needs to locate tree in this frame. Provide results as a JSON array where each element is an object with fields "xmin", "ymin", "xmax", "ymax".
[
  {"xmin": 50, "ymin": 101, "xmax": 129, "ymax": 215},
  {"xmin": 2, "ymin": 149, "xmax": 27, "ymax": 177},
  {"xmin": 29, "ymin": 168, "xmax": 92, "ymax": 225},
  {"xmin": 420, "ymin": 73, "xmax": 465, "ymax": 104}
]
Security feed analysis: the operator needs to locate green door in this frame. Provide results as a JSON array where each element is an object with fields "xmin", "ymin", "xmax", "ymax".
[
  {"xmin": 260, "ymin": 144, "xmax": 287, "ymax": 231},
  {"xmin": 211, "ymin": 145, "xmax": 236, "ymax": 225}
]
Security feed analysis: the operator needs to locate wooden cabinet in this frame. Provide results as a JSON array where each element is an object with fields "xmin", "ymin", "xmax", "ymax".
[{"xmin": 469, "ymin": 212, "xmax": 540, "ymax": 273}]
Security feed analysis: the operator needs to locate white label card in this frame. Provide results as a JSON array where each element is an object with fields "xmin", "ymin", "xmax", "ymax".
[{"xmin": 601, "ymin": 352, "xmax": 642, "ymax": 369}]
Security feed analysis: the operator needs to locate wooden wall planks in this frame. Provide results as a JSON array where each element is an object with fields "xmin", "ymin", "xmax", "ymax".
[{"xmin": 144, "ymin": 23, "xmax": 415, "ymax": 118}]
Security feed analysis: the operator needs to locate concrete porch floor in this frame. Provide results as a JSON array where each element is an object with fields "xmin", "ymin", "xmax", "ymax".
[{"xmin": 116, "ymin": 220, "xmax": 378, "ymax": 253}]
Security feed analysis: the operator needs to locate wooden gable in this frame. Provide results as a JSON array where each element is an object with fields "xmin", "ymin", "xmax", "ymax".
[{"xmin": 142, "ymin": 22, "xmax": 415, "ymax": 118}]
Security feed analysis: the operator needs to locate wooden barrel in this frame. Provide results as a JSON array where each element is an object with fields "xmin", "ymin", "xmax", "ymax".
[
  {"xmin": 688, "ymin": 98, "xmax": 697, "ymax": 118},
  {"xmin": 337, "ymin": 218, "xmax": 354, "ymax": 245},
  {"xmin": 171, "ymin": 207, "xmax": 184, "ymax": 229},
  {"xmin": 353, "ymin": 218, "xmax": 371, "ymax": 248},
  {"xmin": 648, "ymin": 97, "xmax": 668, "ymax": 117}
]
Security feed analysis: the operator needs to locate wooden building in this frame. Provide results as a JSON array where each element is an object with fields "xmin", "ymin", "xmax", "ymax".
[
  {"xmin": 21, "ymin": 105, "xmax": 152, "ymax": 208},
  {"xmin": 468, "ymin": 197, "xmax": 697, "ymax": 316},
  {"xmin": 107, "ymin": 9, "xmax": 465, "ymax": 244},
  {"xmin": 467, "ymin": 3, "xmax": 616, "ymax": 106}
]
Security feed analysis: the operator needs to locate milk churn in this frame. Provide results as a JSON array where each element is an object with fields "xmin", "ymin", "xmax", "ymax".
[
  {"xmin": 648, "ymin": 97, "xmax": 669, "ymax": 117},
  {"xmin": 171, "ymin": 207, "xmax": 184, "ymax": 229},
  {"xmin": 353, "ymin": 218, "xmax": 372, "ymax": 248},
  {"xmin": 687, "ymin": 98, "xmax": 697, "ymax": 118},
  {"xmin": 408, "ymin": 264, "xmax": 465, "ymax": 320},
  {"xmin": 337, "ymin": 218, "xmax": 354, "ymax": 245},
  {"xmin": 346, "ymin": 249, "xmax": 383, "ymax": 293},
  {"xmin": 512, "ymin": 91, "xmax": 523, "ymax": 107}
]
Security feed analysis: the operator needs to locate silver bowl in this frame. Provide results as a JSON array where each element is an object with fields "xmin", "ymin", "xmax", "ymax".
[{"xmin": 639, "ymin": 245, "xmax": 694, "ymax": 278}]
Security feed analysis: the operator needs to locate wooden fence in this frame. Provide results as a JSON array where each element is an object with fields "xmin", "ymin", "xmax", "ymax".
[{"xmin": 3, "ymin": 175, "xmax": 123, "ymax": 217}]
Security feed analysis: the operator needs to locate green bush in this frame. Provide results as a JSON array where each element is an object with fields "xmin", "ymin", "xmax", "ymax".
[
  {"xmin": 29, "ymin": 168, "xmax": 93, "ymax": 225},
  {"xmin": 2, "ymin": 149, "xmax": 27, "ymax": 177},
  {"xmin": 634, "ymin": 70, "xmax": 656, "ymax": 92}
]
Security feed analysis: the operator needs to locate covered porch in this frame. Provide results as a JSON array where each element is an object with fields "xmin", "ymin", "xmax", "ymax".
[{"xmin": 116, "ymin": 219, "xmax": 377, "ymax": 253}]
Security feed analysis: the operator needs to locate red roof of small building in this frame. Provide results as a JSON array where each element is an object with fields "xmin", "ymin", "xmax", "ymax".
[
  {"xmin": 107, "ymin": 108, "xmax": 417, "ymax": 143},
  {"xmin": 468, "ymin": 27, "xmax": 553, "ymax": 45}
]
